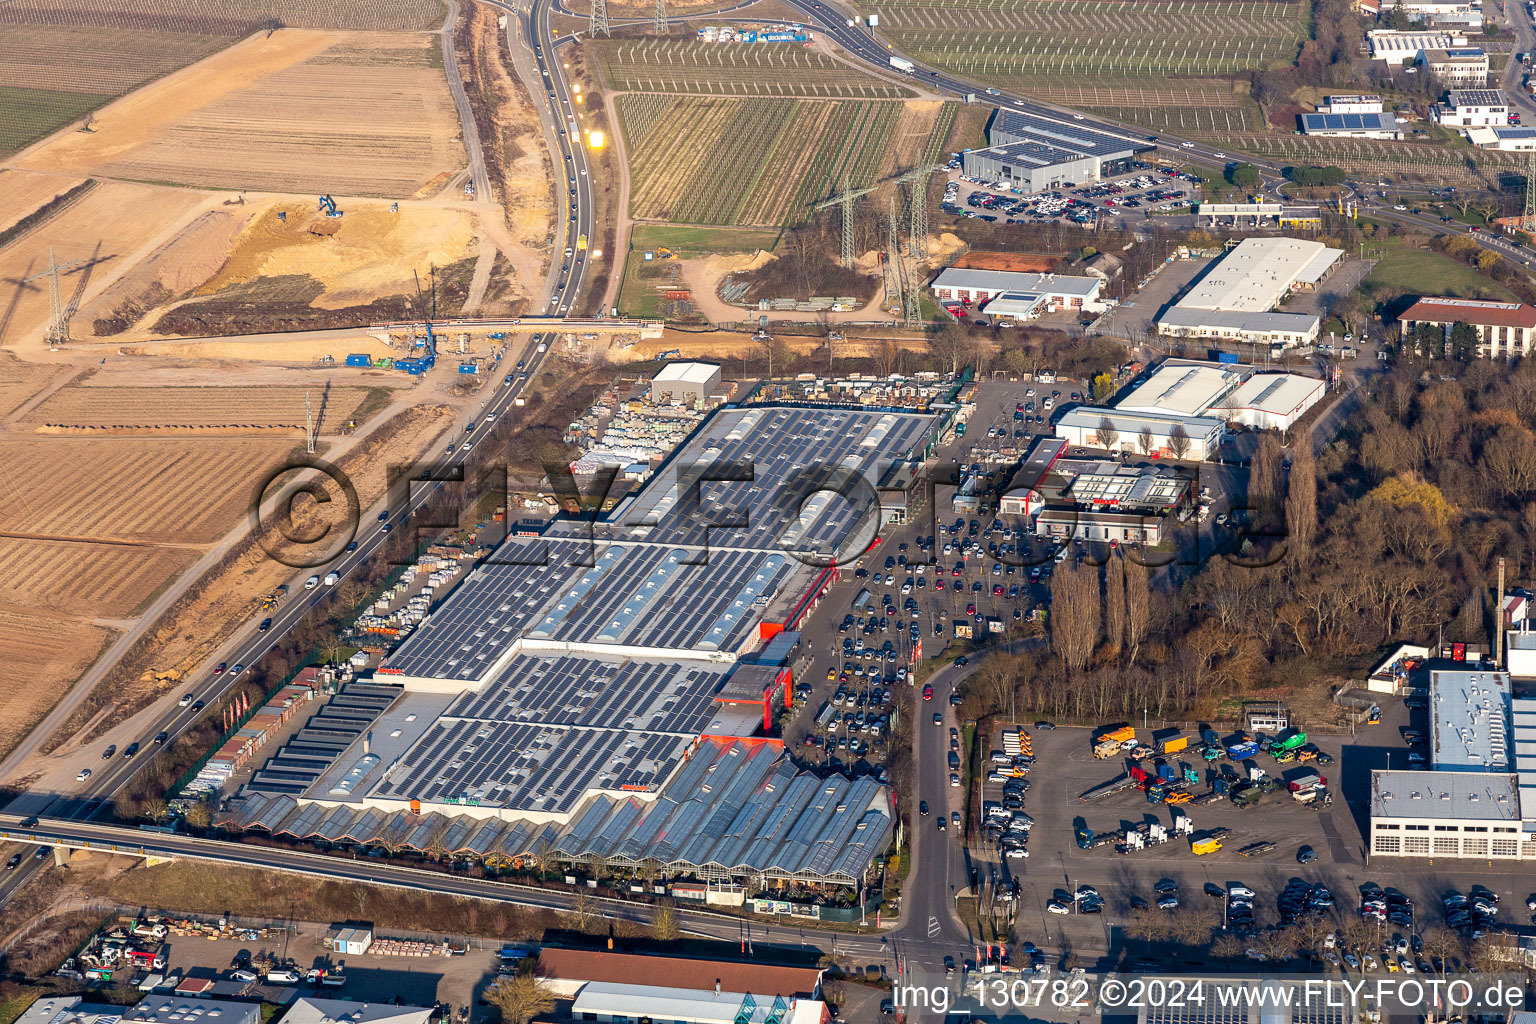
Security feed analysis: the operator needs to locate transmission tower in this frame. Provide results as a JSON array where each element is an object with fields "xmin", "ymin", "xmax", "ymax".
[
  {"xmin": 884, "ymin": 195, "xmax": 901, "ymax": 303},
  {"xmin": 1526, "ymin": 148, "xmax": 1535, "ymax": 226},
  {"xmin": 903, "ymin": 247, "xmax": 921, "ymax": 328},
  {"xmin": 654, "ymin": 0, "xmax": 667, "ymax": 33},
  {"xmin": 305, "ymin": 393, "xmax": 317, "ymax": 454},
  {"xmin": 591, "ymin": 0, "xmax": 609, "ymax": 36},
  {"xmin": 900, "ymin": 165, "xmax": 943, "ymax": 259},
  {"xmin": 19, "ymin": 246, "xmax": 90, "ymax": 347}
]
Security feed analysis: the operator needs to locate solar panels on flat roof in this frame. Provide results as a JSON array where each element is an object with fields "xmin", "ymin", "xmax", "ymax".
[{"xmin": 1301, "ymin": 111, "xmax": 1397, "ymax": 131}]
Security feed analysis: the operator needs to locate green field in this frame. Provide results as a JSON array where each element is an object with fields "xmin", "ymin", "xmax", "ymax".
[
  {"xmin": 1362, "ymin": 241, "xmax": 1519, "ymax": 303},
  {"xmin": 630, "ymin": 224, "xmax": 784, "ymax": 252},
  {"xmin": 620, "ymin": 96, "xmax": 919, "ymax": 226},
  {"xmin": 869, "ymin": 0, "xmax": 1307, "ymax": 80},
  {"xmin": 595, "ymin": 40, "xmax": 915, "ymax": 97},
  {"xmin": 0, "ymin": 85, "xmax": 103, "ymax": 157}
]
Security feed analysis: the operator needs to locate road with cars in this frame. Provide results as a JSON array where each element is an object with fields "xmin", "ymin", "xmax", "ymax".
[{"xmin": 0, "ymin": 0, "xmax": 598, "ymax": 910}]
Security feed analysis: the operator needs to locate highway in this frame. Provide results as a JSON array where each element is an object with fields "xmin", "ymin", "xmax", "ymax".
[{"xmin": 0, "ymin": 0, "xmax": 598, "ymax": 908}]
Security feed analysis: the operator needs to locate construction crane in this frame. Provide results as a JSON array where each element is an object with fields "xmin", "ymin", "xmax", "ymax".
[{"xmin": 19, "ymin": 247, "xmax": 92, "ymax": 347}]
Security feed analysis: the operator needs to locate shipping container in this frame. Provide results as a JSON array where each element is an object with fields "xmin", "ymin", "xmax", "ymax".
[{"xmin": 345, "ymin": 353, "xmax": 373, "ymax": 367}]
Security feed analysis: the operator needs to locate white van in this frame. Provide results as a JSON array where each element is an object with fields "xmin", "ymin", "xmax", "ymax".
[
  {"xmin": 304, "ymin": 575, "xmax": 321, "ymax": 590},
  {"xmin": 323, "ymin": 572, "xmax": 339, "ymax": 586},
  {"xmin": 265, "ymin": 969, "xmax": 299, "ymax": 984}
]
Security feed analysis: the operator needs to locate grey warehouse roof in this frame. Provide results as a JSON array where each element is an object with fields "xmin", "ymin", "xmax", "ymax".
[
  {"xmin": 990, "ymin": 108, "xmax": 1143, "ymax": 160},
  {"xmin": 220, "ymin": 738, "xmax": 893, "ymax": 885},
  {"xmin": 1372, "ymin": 769, "xmax": 1519, "ymax": 820},
  {"xmin": 1431, "ymin": 668, "xmax": 1511, "ymax": 771},
  {"xmin": 930, "ymin": 268, "xmax": 1101, "ymax": 297},
  {"xmin": 1155, "ymin": 307, "xmax": 1321, "ymax": 335}
]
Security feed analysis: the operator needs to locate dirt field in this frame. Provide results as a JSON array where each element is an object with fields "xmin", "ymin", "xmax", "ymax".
[
  {"xmin": 0, "ymin": 437, "xmax": 296, "ymax": 543},
  {"xmin": 51, "ymin": 400, "xmax": 454, "ymax": 751},
  {"xmin": 0, "ymin": 539, "xmax": 198, "ymax": 619},
  {"xmin": 0, "ymin": 169, "xmax": 90, "ymax": 236},
  {"xmin": 0, "ymin": 181, "xmax": 212, "ymax": 354},
  {"xmin": 0, "ymin": 609, "xmax": 113, "ymax": 759},
  {"xmin": 0, "ymin": 352, "xmax": 71, "ymax": 421},
  {"xmin": 14, "ymin": 31, "xmax": 462, "ymax": 197},
  {"xmin": 20, "ymin": 384, "xmax": 379, "ymax": 433},
  {"xmin": 197, "ymin": 203, "xmax": 478, "ymax": 309}
]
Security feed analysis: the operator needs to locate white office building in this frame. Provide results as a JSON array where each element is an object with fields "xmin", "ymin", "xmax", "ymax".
[
  {"xmin": 929, "ymin": 268, "xmax": 1107, "ymax": 313},
  {"xmin": 1211, "ymin": 373, "xmax": 1327, "ymax": 431},
  {"xmin": 1438, "ymin": 89, "xmax": 1509, "ymax": 126},
  {"xmin": 1053, "ymin": 407, "xmax": 1224, "ymax": 461},
  {"xmin": 1465, "ymin": 125, "xmax": 1536, "ymax": 150}
]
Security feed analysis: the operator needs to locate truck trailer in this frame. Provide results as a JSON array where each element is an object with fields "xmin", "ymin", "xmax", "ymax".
[{"xmin": 889, "ymin": 55, "xmax": 915, "ymax": 73}]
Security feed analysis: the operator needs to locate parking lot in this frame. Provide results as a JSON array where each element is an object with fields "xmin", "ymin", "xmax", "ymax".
[
  {"xmin": 942, "ymin": 166, "xmax": 1201, "ymax": 228},
  {"xmin": 943, "ymin": 694, "xmax": 1536, "ymax": 974},
  {"xmin": 784, "ymin": 379, "xmax": 1093, "ymax": 769}
]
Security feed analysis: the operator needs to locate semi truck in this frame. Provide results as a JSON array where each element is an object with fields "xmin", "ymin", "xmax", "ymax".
[{"xmin": 889, "ymin": 56, "xmax": 916, "ymax": 74}]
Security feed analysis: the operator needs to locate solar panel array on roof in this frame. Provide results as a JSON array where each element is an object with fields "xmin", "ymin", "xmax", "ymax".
[
  {"xmin": 991, "ymin": 109, "xmax": 1141, "ymax": 159},
  {"xmin": 1301, "ymin": 111, "xmax": 1398, "ymax": 132},
  {"xmin": 219, "ymin": 738, "xmax": 892, "ymax": 884}
]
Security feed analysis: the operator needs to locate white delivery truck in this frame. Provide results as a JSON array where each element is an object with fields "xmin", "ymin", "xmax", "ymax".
[{"xmin": 889, "ymin": 56, "xmax": 915, "ymax": 74}]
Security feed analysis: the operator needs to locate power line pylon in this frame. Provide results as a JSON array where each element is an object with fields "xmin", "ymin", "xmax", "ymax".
[
  {"xmin": 654, "ymin": 0, "xmax": 667, "ymax": 33},
  {"xmin": 591, "ymin": 0, "xmax": 609, "ymax": 37},
  {"xmin": 899, "ymin": 165, "xmax": 943, "ymax": 260},
  {"xmin": 305, "ymin": 393, "xmax": 317, "ymax": 454},
  {"xmin": 19, "ymin": 246, "xmax": 90, "ymax": 347},
  {"xmin": 1526, "ymin": 148, "xmax": 1535, "ymax": 226},
  {"xmin": 884, "ymin": 195, "xmax": 901, "ymax": 302}
]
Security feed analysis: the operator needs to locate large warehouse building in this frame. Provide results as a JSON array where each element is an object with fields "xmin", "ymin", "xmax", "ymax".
[
  {"xmin": 218, "ymin": 404, "xmax": 942, "ymax": 887},
  {"xmin": 1054, "ymin": 406, "xmax": 1225, "ymax": 461},
  {"xmin": 1370, "ymin": 666, "xmax": 1536, "ymax": 861},
  {"xmin": 1154, "ymin": 237, "xmax": 1343, "ymax": 348},
  {"xmin": 1211, "ymin": 372, "xmax": 1326, "ymax": 430},
  {"xmin": 960, "ymin": 108, "xmax": 1150, "ymax": 191}
]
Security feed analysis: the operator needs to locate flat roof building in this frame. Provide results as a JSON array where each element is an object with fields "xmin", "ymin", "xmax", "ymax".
[
  {"xmin": 1465, "ymin": 125, "xmax": 1536, "ymax": 149},
  {"xmin": 1420, "ymin": 46, "xmax": 1488, "ymax": 86},
  {"xmin": 1399, "ymin": 296, "xmax": 1536, "ymax": 358},
  {"xmin": 569, "ymin": 983, "xmax": 828, "ymax": 1024},
  {"xmin": 960, "ymin": 108, "xmax": 1149, "ymax": 191},
  {"xmin": 1368, "ymin": 28, "xmax": 1467, "ymax": 62},
  {"xmin": 1173, "ymin": 237, "xmax": 1342, "ymax": 312},
  {"xmin": 1053, "ymin": 406, "xmax": 1224, "ymax": 461},
  {"xmin": 930, "ymin": 268, "xmax": 1106, "ymax": 313},
  {"xmin": 1115, "ymin": 363, "xmax": 1245, "ymax": 417},
  {"xmin": 1322, "ymin": 94, "xmax": 1384, "ymax": 112},
  {"xmin": 1211, "ymin": 372, "xmax": 1326, "ymax": 430},
  {"xmin": 125, "ymin": 1000, "xmax": 260, "ymax": 1024},
  {"xmin": 16, "ymin": 999, "xmax": 125, "ymax": 1024},
  {"xmin": 1437, "ymin": 88, "xmax": 1509, "ymax": 126},
  {"xmin": 1299, "ymin": 110, "xmax": 1401, "ymax": 138},
  {"xmin": 1370, "ymin": 667, "xmax": 1536, "ymax": 861},
  {"xmin": 650, "ymin": 362, "xmax": 721, "ymax": 405},
  {"xmin": 218, "ymin": 402, "xmax": 936, "ymax": 886},
  {"xmin": 1154, "ymin": 237, "xmax": 1341, "ymax": 349}
]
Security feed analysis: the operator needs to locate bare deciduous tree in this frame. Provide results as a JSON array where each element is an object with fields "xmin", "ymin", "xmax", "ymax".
[
  {"xmin": 1050, "ymin": 561, "xmax": 1100, "ymax": 673},
  {"xmin": 1168, "ymin": 423, "xmax": 1191, "ymax": 460},
  {"xmin": 1094, "ymin": 416, "xmax": 1119, "ymax": 452},
  {"xmin": 1103, "ymin": 553, "xmax": 1126, "ymax": 657}
]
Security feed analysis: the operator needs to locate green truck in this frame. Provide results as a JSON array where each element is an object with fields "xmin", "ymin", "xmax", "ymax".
[{"xmin": 1271, "ymin": 729, "xmax": 1308, "ymax": 754}]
